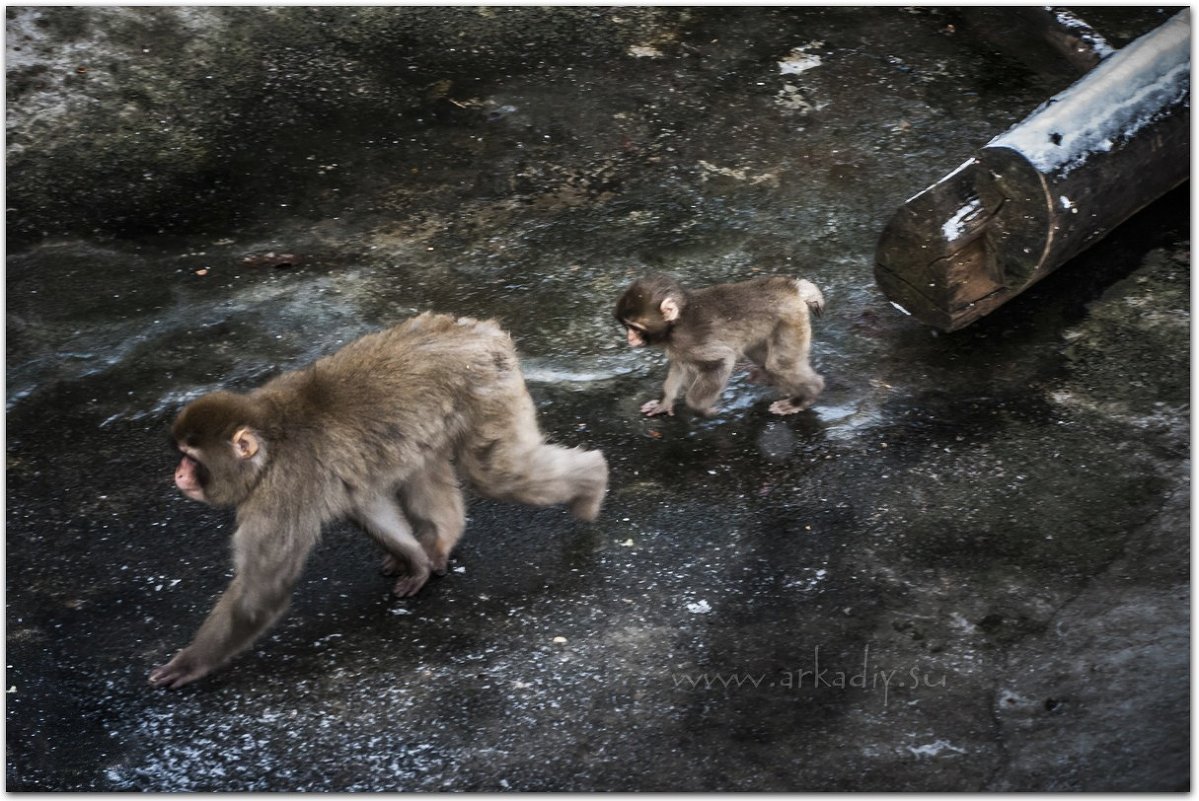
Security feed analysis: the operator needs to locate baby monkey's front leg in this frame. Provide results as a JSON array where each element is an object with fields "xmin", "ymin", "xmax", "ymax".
[{"xmin": 641, "ymin": 360, "xmax": 691, "ymax": 416}]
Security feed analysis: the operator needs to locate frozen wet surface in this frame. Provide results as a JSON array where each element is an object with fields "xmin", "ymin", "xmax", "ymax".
[{"xmin": 6, "ymin": 7, "xmax": 1189, "ymax": 791}]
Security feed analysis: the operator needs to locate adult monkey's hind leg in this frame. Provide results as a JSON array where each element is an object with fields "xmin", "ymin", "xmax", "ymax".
[
  {"xmin": 399, "ymin": 457, "xmax": 466, "ymax": 575},
  {"xmin": 460, "ymin": 372, "xmax": 608, "ymax": 521}
]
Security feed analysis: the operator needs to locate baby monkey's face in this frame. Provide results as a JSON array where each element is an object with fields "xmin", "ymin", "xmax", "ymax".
[
  {"xmin": 614, "ymin": 277, "xmax": 681, "ymax": 349},
  {"xmin": 623, "ymin": 322, "xmax": 649, "ymax": 347}
]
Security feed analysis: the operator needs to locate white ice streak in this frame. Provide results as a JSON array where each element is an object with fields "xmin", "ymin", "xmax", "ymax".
[
  {"xmin": 521, "ymin": 358, "xmax": 628, "ymax": 387},
  {"xmin": 906, "ymin": 158, "xmax": 977, "ymax": 204},
  {"xmin": 988, "ymin": 9, "xmax": 1189, "ymax": 175},
  {"xmin": 907, "ymin": 739, "xmax": 967, "ymax": 759}
]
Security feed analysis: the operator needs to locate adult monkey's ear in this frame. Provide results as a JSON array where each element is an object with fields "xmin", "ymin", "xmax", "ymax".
[{"xmin": 231, "ymin": 427, "xmax": 260, "ymax": 459}]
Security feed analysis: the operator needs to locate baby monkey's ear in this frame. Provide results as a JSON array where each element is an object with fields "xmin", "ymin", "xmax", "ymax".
[{"xmin": 660, "ymin": 297, "xmax": 681, "ymax": 322}]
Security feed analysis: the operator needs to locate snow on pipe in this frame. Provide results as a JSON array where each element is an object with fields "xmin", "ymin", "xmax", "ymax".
[{"xmin": 874, "ymin": 9, "xmax": 1190, "ymax": 332}]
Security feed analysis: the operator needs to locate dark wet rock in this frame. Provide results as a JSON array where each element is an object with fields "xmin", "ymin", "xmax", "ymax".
[
  {"xmin": 5, "ymin": 6, "xmax": 1187, "ymax": 793},
  {"xmin": 5, "ymin": 6, "xmax": 685, "ymax": 241}
]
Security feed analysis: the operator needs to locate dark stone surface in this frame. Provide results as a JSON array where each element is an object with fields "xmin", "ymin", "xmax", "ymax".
[{"xmin": 6, "ymin": 6, "xmax": 1188, "ymax": 791}]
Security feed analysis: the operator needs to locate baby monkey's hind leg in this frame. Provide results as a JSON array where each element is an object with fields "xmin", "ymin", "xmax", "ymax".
[{"xmin": 763, "ymin": 317, "xmax": 824, "ymax": 415}]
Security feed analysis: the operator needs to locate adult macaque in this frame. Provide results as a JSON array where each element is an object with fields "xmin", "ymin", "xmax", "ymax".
[
  {"xmin": 151, "ymin": 313, "xmax": 608, "ymax": 689},
  {"xmin": 615, "ymin": 273, "xmax": 825, "ymax": 417}
]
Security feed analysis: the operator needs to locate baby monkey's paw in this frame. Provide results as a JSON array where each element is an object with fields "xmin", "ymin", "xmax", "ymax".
[
  {"xmin": 769, "ymin": 398, "xmax": 813, "ymax": 416},
  {"xmin": 640, "ymin": 399, "xmax": 674, "ymax": 417}
]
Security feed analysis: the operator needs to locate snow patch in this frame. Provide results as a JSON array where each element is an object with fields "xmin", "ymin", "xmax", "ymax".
[
  {"xmin": 784, "ymin": 568, "xmax": 828, "ymax": 593},
  {"xmin": 988, "ymin": 9, "xmax": 1189, "ymax": 175},
  {"xmin": 778, "ymin": 42, "xmax": 824, "ymax": 75},
  {"xmin": 628, "ymin": 44, "xmax": 664, "ymax": 59},
  {"xmin": 1050, "ymin": 8, "xmax": 1116, "ymax": 60},
  {"xmin": 775, "ymin": 84, "xmax": 816, "ymax": 114},
  {"xmin": 941, "ymin": 198, "xmax": 983, "ymax": 241},
  {"xmin": 697, "ymin": 160, "xmax": 779, "ymax": 186}
]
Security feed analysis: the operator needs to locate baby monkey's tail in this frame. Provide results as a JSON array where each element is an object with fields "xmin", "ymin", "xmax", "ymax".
[{"xmin": 794, "ymin": 278, "xmax": 825, "ymax": 318}]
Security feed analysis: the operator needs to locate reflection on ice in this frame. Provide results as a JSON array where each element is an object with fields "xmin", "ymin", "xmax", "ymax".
[
  {"xmin": 815, "ymin": 399, "xmax": 882, "ymax": 441},
  {"xmin": 519, "ymin": 356, "xmax": 635, "ymax": 388}
]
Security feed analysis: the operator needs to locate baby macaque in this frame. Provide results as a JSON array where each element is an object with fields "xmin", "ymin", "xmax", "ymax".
[
  {"xmin": 152, "ymin": 312, "xmax": 608, "ymax": 689},
  {"xmin": 615, "ymin": 273, "xmax": 825, "ymax": 416}
]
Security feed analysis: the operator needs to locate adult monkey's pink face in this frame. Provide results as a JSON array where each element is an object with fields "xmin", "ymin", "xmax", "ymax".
[
  {"xmin": 173, "ymin": 450, "xmax": 207, "ymax": 502},
  {"xmin": 170, "ymin": 391, "xmax": 265, "ymax": 508}
]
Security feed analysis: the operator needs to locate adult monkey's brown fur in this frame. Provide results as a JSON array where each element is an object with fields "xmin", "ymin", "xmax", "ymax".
[
  {"xmin": 152, "ymin": 312, "xmax": 608, "ymax": 689},
  {"xmin": 615, "ymin": 274, "xmax": 826, "ymax": 417}
]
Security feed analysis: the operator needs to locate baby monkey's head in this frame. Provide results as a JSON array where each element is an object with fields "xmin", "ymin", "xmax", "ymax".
[{"xmin": 614, "ymin": 274, "xmax": 686, "ymax": 347}]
